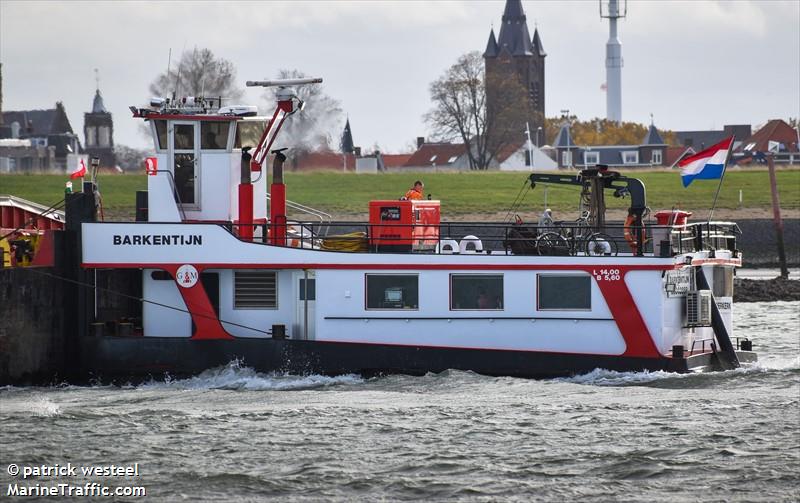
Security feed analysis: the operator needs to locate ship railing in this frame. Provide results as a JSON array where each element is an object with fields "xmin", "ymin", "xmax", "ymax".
[
  {"xmin": 225, "ymin": 219, "xmax": 741, "ymax": 257},
  {"xmin": 267, "ymin": 193, "xmax": 332, "ymax": 235},
  {"xmin": 669, "ymin": 221, "xmax": 740, "ymax": 256}
]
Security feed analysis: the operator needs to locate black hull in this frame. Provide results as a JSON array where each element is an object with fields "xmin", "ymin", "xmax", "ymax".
[{"xmin": 79, "ymin": 336, "xmax": 758, "ymax": 381}]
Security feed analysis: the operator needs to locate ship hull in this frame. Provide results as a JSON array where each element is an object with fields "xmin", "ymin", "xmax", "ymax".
[{"xmin": 80, "ymin": 335, "xmax": 757, "ymax": 381}]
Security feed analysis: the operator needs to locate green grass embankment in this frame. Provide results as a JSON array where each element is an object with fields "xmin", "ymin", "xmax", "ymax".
[{"xmin": 1, "ymin": 169, "xmax": 798, "ymax": 220}]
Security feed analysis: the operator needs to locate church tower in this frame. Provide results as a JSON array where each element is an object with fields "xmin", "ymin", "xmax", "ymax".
[
  {"xmin": 484, "ymin": 0, "xmax": 546, "ymax": 143},
  {"xmin": 83, "ymin": 73, "xmax": 115, "ymax": 168}
]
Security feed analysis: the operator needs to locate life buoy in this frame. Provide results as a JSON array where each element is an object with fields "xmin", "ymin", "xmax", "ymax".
[
  {"xmin": 459, "ymin": 235, "xmax": 483, "ymax": 254},
  {"xmin": 624, "ymin": 214, "xmax": 645, "ymax": 253},
  {"xmin": 436, "ymin": 239, "xmax": 460, "ymax": 254}
]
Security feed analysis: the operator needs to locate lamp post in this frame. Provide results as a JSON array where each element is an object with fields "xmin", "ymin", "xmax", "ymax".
[{"xmin": 536, "ymin": 126, "xmax": 543, "ymax": 148}]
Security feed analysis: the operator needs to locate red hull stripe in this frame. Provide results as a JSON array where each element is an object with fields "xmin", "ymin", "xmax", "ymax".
[
  {"xmin": 83, "ymin": 262, "xmax": 677, "ymax": 271},
  {"xmin": 596, "ymin": 272, "xmax": 661, "ymax": 358}
]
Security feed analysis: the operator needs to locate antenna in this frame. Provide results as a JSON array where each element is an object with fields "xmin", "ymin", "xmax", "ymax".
[
  {"xmin": 165, "ymin": 48, "xmax": 172, "ymax": 96},
  {"xmin": 94, "ymin": 68, "xmax": 100, "ymax": 91},
  {"xmin": 173, "ymin": 42, "xmax": 187, "ymax": 101}
]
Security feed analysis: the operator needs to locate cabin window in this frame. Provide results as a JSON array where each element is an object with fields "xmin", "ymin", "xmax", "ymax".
[
  {"xmin": 234, "ymin": 270, "xmax": 277, "ymax": 309},
  {"xmin": 584, "ymin": 151, "xmax": 599, "ymax": 166},
  {"xmin": 365, "ymin": 274, "xmax": 418, "ymax": 310},
  {"xmin": 174, "ymin": 124, "xmax": 195, "ymax": 150},
  {"xmin": 299, "ymin": 278, "xmax": 316, "ymax": 301},
  {"xmin": 450, "ymin": 274, "xmax": 503, "ymax": 310},
  {"xmin": 150, "ymin": 270, "xmax": 172, "ymax": 280},
  {"xmin": 154, "ymin": 120, "xmax": 168, "ymax": 150},
  {"xmin": 622, "ymin": 151, "xmax": 639, "ymax": 164},
  {"xmin": 538, "ymin": 275, "xmax": 591, "ymax": 310},
  {"xmin": 235, "ymin": 120, "xmax": 267, "ymax": 149},
  {"xmin": 201, "ymin": 122, "xmax": 230, "ymax": 150}
]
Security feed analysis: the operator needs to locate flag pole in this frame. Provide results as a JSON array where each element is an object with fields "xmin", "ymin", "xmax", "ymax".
[{"xmin": 707, "ymin": 136, "xmax": 734, "ymax": 222}]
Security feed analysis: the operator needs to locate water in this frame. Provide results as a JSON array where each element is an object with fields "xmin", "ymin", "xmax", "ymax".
[{"xmin": 1, "ymin": 302, "xmax": 798, "ymax": 502}]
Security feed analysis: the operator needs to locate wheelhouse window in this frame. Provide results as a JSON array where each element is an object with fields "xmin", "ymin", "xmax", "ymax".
[
  {"xmin": 366, "ymin": 274, "xmax": 418, "ymax": 310},
  {"xmin": 234, "ymin": 270, "xmax": 277, "ymax": 309},
  {"xmin": 584, "ymin": 151, "xmax": 599, "ymax": 166},
  {"xmin": 201, "ymin": 122, "xmax": 230, "ymax": 150},
  {"xmin": 450, "ymin": 274, "xmax": 503, "ymax": 310},
  {"xmin": 174, "ymin": 124, "xmax": 195, "ymax": 150},
  {"xmin": 153, "ymin": 120, "xmax": 168, "ymax": 150},
  {"xmin": 234, "ymin": 120, "xmax": 267, "ymax": 149},
  {"xmin": 538, "ymin": 275, "xmax": 591, "ymax": 310}
]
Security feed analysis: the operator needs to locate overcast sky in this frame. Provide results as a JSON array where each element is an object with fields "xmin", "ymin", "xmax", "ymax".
[{"xmin": 1, "ymin": 0, "xmax": 798, "ymax": 153}]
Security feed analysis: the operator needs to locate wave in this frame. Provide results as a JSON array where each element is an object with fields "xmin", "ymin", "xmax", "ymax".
[
  {"xmin": 136, "ymin": 360, "xmax": 364, "ymax": 391},
  {"xmin": 0, "ymin": 394, "xmax": 62, "ymax": 417},
  {"xmin": 552, "ymin": 355, "xmax": 800, "ymax": 387}
]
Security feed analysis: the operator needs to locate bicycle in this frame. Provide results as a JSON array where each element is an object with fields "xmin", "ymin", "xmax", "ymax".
[{"xmin": 535, "ymin": 211, "xmax": 619, "ymax": 256}]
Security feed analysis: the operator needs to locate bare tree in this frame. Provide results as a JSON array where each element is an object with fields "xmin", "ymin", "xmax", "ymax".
[
  {"xmin": 424, "ymin": 51, "xmax": 528, "ymax": 170},
  {"xmin": 262, "ymin": 69, "xmax": 343, "ymax": 152},
  {"xmin": 149, "ymin": 48, "xmax": 243, "ymax": 102}
]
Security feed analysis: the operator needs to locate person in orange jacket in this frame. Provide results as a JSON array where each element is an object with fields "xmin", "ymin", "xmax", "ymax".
[{"xmin": 403, "ymin": 180, "xmax": 424, "ymax": 200}]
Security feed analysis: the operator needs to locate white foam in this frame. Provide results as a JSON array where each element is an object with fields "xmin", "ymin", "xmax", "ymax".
[
  {"xmin": 0, "ymin": 395, "xmax": 63, "ymax": 417},
  {"xmin": 552, "ymin": 354, "xmax": 800, "ymax": 386},
  {"xmin": 138, "ymin": 361, "xmax": 364, "ymax": 391}
]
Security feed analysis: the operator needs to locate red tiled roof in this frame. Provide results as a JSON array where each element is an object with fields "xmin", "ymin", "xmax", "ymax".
[
  {"xmin": 404, "ymin": 142, "xmax": 467, "ymax": 167},
  {"xmin": 736, "ymin": 119, "xmax": 799, "ymax": 153},
  {"xmin": 664, "ymin": 146, "xmax": 695, "ymax": 167},
  {"xmin": 495, "ymin": 141, "xmax": 526, "ymax": 163},
  {"xmin": 382, "ymin": 154, "xmax": 412, "ymax": 168}
]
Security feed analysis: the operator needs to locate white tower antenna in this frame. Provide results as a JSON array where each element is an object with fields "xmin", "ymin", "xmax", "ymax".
[{"xmin": 600, "ymin": 0, "xmax": 626, "ymax": 124}]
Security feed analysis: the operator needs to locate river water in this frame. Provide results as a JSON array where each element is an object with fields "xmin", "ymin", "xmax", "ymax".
[{"xmin": 1, "ymin": 301, "xmax": 798, "ymax": 502}]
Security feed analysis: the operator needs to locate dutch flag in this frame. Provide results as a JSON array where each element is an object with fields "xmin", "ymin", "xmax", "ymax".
[{"xmin": 677, "ymin": 136, "xmax": 734, "ymax": 187}]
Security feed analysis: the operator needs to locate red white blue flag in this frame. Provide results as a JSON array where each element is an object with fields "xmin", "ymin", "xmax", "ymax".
[{"xmin": 677, "ymin": 136, "xmax": 733, "ymax": 187}]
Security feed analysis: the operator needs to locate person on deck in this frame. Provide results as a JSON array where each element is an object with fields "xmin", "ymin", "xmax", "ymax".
[{"xmin": 403, "ymin": 180, "xmax": 424, "ymax": 200}]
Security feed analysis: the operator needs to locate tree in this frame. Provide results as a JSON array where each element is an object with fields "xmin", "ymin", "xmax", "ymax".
[
  {"xmin": 114, "ymin": 144, "xmax": 154, "ymax": 172},
  {"xmin": 424, "ymin": 51, "xmax": 528, "ymax": 170},
  {"xmin": 543, "ymin": 116, "xmax": 676, "ymax": 147},
  {"xmin": 148, "ymin": 48, "xmax": 243, "ymax": 102},
  {"xmin": 262, "ymin": 69, "xmax": 343, "ymax": 152}
]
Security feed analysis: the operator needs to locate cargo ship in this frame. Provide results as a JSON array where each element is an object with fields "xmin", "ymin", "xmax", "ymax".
[{"xmin": 2, "ymin": 78, "xmax": 756, "ymax": 379}]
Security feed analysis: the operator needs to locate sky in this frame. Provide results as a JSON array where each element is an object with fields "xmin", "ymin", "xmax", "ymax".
[{"xmin": 1, "ymin": 0, "xmax": 798, "ymax": 153}]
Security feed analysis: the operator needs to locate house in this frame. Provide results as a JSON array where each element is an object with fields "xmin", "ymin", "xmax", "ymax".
[
  {"xmin": 554, "ymin": 121, "xmax": 669, "ymax": 169},
  {"xmin": 1, "ymin": 102, "xmax": 81, "ymax": 172},
  {"xmin": 286, "ymin": 151, "xmax": 357, "ymax": 171},
  {"xmin": 675, "ymin": 124, "xmax": 751, "ymax": 151},
  {"xmin": 735, "ymin": 119, "xmax": 799, "ymax": 164},
  {"xmin": 399, "ymin": 141, "xmax": 469, "ymax": 172},
  {"xmin": 493, "ymin": 141, "xmax": 557, "ymax": 171}
]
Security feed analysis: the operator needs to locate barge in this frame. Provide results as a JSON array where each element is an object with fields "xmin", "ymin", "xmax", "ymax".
[{"xmin": 6, "ymin": 78, "xmax": 756, "ymax": 380}]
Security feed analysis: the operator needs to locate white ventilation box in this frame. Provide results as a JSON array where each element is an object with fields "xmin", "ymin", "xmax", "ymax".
[{"xmin": 686, "ymin": 290, "xmax": 712, "ymax": 327}]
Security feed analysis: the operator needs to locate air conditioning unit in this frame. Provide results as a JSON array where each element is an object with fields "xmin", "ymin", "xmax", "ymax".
[{"xmin": 686, "ymin": 290, "xmax": 712, "ymax": 327}]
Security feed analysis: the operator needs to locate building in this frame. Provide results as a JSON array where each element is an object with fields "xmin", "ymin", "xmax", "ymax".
[
  {"xmin": 675, "ymin": 124, "xmax": 751, "ymax": 151},
  {"xmin": 1, "ymin": 102, "xmax": 81, "ymax": 172},
  {"xmin": 554, "ymin": 121, "xmax": 670, "ymax": 169},
  {"xmin": 736, "ymin": 119, "xmax": 800, "ymax": 164},
  {"xmin": 83, "ymin": 86, "xmax": 116, "ymax": 168},
  {"xmin": 494, "ymin": 141, "xmax": 557, "ymax": 171},
  {"xmin": 400, "ymin": 141, "xmax": 469, "ymax": 172},
  {"xmin": 484, "ymin": 0, "xmax": 546, "ymax": 141}
]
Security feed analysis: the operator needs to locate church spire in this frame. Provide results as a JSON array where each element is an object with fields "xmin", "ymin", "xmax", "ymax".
[
  {"xmin": 532, "ymin": 28, "xmax": 546, "ymax": 57},
  {"xmin": 91, "ymin": 68, "xmax": 107, "ymax": 114},
  {"xmin": 483, "ymin": 29, "xmax": 499, "ymax": 58},
  {"xmin": 495, "ymin": 0, "xmax": 534, "ymax": 56}
]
